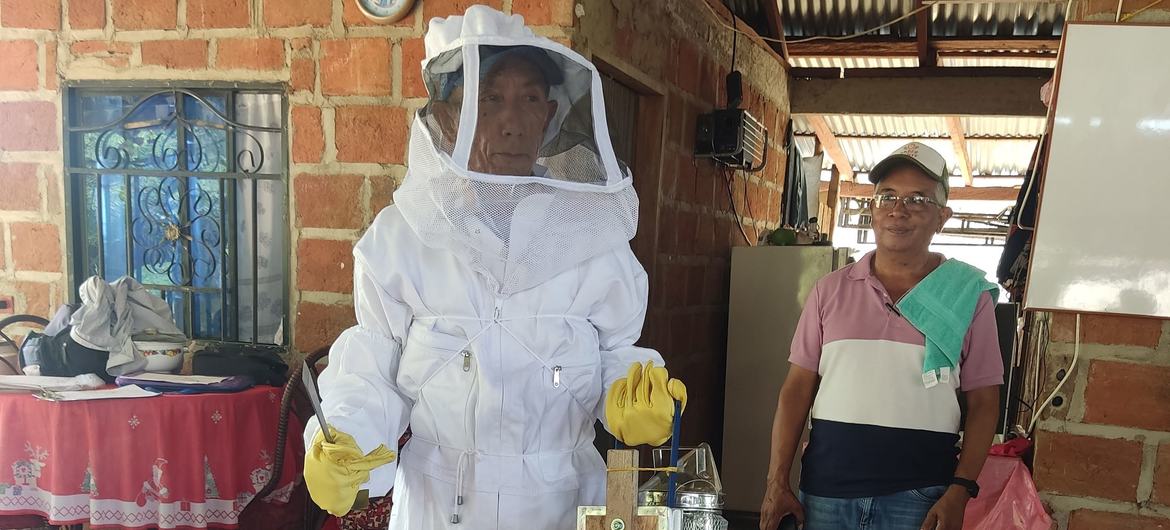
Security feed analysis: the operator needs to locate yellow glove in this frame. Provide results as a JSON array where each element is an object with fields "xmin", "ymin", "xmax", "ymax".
[
  {"xmin": 605, "ymin": 361, "xmax": 688, "ymax": 446},
  {"xmin": 304, "ymin": 426, "xmax": 397, "ymax": 517}
]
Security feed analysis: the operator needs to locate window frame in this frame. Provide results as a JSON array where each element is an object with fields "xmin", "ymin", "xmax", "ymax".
[{"xmin": 61, "ymin": 80, "xmax": 291, "ymax": 345}]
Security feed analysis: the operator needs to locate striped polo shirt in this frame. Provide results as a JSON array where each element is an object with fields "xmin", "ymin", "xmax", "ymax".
[{"xmin": 790, "ymin": 251, "xmax": 1003, "ymax": 498}]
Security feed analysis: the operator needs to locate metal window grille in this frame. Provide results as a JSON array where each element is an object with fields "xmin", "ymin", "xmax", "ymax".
[{"xmin": 63, "ymin": 84, "xmax": 289, "ymax": 344}]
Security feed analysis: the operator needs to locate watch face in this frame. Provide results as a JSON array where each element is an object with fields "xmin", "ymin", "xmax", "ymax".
[{"xmin": 356, "ymin": 0, "xmax": 411, "ymax": 21}]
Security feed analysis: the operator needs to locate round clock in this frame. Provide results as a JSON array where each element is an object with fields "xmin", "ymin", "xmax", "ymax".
[{"xmin": 355, "ymin": 0, "xmax": 415, "ymax": 24}]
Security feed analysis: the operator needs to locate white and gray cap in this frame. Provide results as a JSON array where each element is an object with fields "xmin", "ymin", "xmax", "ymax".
[{"xmin": 868, "ymin": 141, "xmax": 950, "ymax": 198}]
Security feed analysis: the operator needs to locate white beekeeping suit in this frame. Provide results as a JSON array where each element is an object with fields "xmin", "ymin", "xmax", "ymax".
[{"xmin": 302, "ymin": 6, "xmax": 686, "ymax": 530}]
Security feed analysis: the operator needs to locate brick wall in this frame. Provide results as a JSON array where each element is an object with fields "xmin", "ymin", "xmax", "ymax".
[
  {"xmin": 570, "ymin": 0, "xmax": 790, "ymax": 451},
  {"xmin": 1031, "ymin": 314, "xmax": 1170, "ymax": 528},
  {"xmin": 0, "ymin": 0, "xmax": 790, "ymax": 453},
  {"xmin": 0, "ymin": 0, "xmax": 570, "ymax": 351},
  {"xmin": 1028, "ymin": 4, "xmax": 1170, "ymax": 529}
]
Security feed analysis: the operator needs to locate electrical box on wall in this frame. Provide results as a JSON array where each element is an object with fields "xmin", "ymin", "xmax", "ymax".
[{"xmin": 694, "ymin": 108, "xmax": 767, "ymax": 172}]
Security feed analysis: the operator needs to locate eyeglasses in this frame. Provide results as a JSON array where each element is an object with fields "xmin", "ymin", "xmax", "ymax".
[{"xmin": 872, "ymin": 194, "xmax": 941, "ymax": 213}]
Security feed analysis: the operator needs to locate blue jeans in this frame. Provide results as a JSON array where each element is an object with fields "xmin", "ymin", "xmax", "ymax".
[{"xmin": 799, "ymin": 486, "xmax": 949, "ymax": 530}]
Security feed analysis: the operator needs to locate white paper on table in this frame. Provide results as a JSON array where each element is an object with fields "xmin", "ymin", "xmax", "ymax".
[
  {"xmin": 36, "ymin": 384, "xmax": 160, "ymax": 402},
  {"xmin": 122, "ymin": 373, "xmax": 230, "ymax": 385},
  {"xmin": 0, "ymin": 374, "xmax": 106, "ymax": 392}
]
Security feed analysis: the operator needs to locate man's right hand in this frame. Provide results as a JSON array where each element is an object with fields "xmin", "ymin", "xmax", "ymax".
[{"xmin": 759, "ymin": 481, "xmax": 805, "ymax": 530}]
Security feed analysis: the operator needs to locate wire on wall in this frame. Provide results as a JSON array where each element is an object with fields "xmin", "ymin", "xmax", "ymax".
[{"xmin": 1026, "ymin": 313, "xmax": 1078, "ymax": 437}]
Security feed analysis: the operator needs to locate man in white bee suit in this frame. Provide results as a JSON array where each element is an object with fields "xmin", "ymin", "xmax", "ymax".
[{"xmin": 302, "ymin": 5, "xmax": 688, "ymax": 529}]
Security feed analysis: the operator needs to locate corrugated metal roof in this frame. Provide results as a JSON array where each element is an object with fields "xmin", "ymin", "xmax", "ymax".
[
  {"xmin": 928, "ymin": 2, "xmax": 1065, "ymax": 37},
  {"xmin": 792, "ymin": 114, "xmax": 1043, "ymax": 179},
  {"xmin": 795, "ymin": 134, "xmax": 1038, "ymax": 175},
  {"xmin": 780, "ymin": 0, "xmax": 1066, "ymax": 38},
  {"xmin": 939, "ymin": 55, "xmax": 1058, "ymax": 68},
  {"xmin": 795, "ymin": 114, "xmax": 950, "ymax": 137},
  {"xmin": 788, "ymin": 56, "xmax": 920, "ymax": 68},
  {"xmin": 960, "ymin": 116, "xmax": 1046, "ymax": 138}
]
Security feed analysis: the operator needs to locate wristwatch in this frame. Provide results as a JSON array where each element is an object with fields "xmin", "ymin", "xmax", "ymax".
[{"xmin": 951, "ymin": 477, "xmax": 980, "ymax": 498}]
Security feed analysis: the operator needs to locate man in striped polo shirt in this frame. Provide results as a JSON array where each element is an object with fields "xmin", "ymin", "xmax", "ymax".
[{"xmin": 758, "ymin": 143, "xmax": 1004, "ymax": 530}]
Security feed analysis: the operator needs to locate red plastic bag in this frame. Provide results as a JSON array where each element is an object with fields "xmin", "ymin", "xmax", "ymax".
[{"xmin": 964, "ymin": 455, "xmax": 1053, "ymax": 530}]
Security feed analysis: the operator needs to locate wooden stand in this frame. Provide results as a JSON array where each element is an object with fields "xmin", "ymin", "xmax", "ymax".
[{"xmin": 577, "ymin": 449, "xmax": 674, "ymax": 530}]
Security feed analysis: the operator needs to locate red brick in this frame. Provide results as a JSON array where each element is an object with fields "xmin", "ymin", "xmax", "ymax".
[
  {"xmin": 263, "ymin": 0, "xmax": 331, "ymax": 27},
  {"xmin": 45, "ymin": 167, "xmax": 62, "ymax": 215},
  {"xmin": 1050, "ymin": 313, "xmax": 1164, "ymax": 347},
  {"xmin": 687, "ymin": 265, "xmax": 705, "ymax": 306},
  {"xmin": 512, "ymin": 0, "xmax": 574, "ymax": 26},
  {"xmin": 70, "ymin": 40, "xmax": 133, "ymax": 55},
  {"xmin": 423, "ymin": 0, "xmax": 502, "ymax": 19},
  {"xmin": 657, "ymin": 207, "xmax": 677, "ymax": 255},
  {"xmin": 1034, "ymin": 430, "xmax": 1142, "ymax": 502},
  {"xmin": 216, "ymin": 38, "xmax": 284, "ymax": 70},
  {"xmin": 45, "ymin": 40, "xmax": 57, "ymax": 90},
  {"xmin": 111, "ymin": 0, "xmax": 177, "ymax": 30},
  {"xmin": 1, "ymin": 0, "xmax": 59, "ymax": 29},
  {"xmin": 1069, "ymin": 510, "xmax": 1170, "ymax": 530},
  {"xmin": 335, "ymin": 106, "xmax": 407, "ymax": 164},
  {"xmin": 1155, "ymin": 443, "xmax": 1170, "ymax": 505},
  {"xmin": 186, "ymin": 0, "xmax": 249, "ymax": 28},
  {"xmin": 291, "ymin": 106, "xmax": 323, "ymax": 163},
  {"xmin": 1084, "ymin": 360, "xmax": 1170, "ymax": 431},
  {"xmin": 321, "ymin": 39, "xmax": 392, "ymax": 96},
  {"xmin": 296, "ymin": 239, "xmax": 354, "ymax": 293},
  {"xmin": 401, "ymin": 38, "xmax": 427, "ymax": 98},
  {"xmin": 68, "ymin": 0, "xmax": 104, "ymax": 29},
  {"xmin": 369, "ymin": 174, "xmax": 397, "ymax": 216},
  {"xmin": 294, "ymin": 174, "xmax": 363, "ymax": 230},
  {"xmin": 294, "ymin": 301, "xmax": 356, "ymax": 353},
  {"xmin": 0, "ymin": 101, "xmax": 58, "ymax": 151},
  {"xmin": 677, "ymin": 210, "xmax": 697, "ymax": 256},
  {"xmin": 13, "ymin": 281, "xmax": 51, "ymax": 318},
  {"xmin": 10, "ymin": 223, "xmax": 61, "ymax": 272},
  {"xmin": 676, "ymin": 39, "xmax": 700, "ymax": 97},
  {"xmin": 343, "ymin": 0, "xmax": 414, "ymax": 27},
  {"xmin": 666, "ymin": 92, "xmax": 684, "ymax": 147},
  {"xmin": 71, "ymin": 40, "xmax": 132, "ymax": 68},
  {"xmin": 0, "ymin": 163, "xmax": 40, "ymax": 212},
  {"xmin": 290, "ymin": 57, "xmax": 314, "ymax": 93},
  {"xmin": 0, "ymin": 40, "xmax": 38, "ymax": 91},
  {"xmin": 141, "ymin": 39, "xmax": 208, "ymax": 69},
  {"xmin": 699, "ymin": 55, "xmax": 719, "ymax": 105}
]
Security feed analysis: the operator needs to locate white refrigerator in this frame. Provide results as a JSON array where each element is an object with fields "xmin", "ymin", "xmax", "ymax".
[{"xmin": 720, "ymin": 245, "xmax": 850, "ymax": 513}]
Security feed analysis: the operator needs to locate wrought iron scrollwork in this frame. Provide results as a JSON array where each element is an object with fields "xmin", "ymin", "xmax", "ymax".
[
  {"xmin": 71, "ymin": 89, "xmax": 277, "ymax": 173},
  {"xmin": 132, "ymin": 176, "xmax": 222, "ymax": 284}
]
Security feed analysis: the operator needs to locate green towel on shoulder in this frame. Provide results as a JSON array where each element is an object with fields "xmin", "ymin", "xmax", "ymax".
[{"xmin": 896, "ymin": 259, "xmax": 998, "ymax": 388}]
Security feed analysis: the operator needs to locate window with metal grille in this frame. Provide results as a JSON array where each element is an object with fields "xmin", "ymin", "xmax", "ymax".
[{"xmin": 64, "ymin": 84, "xmax": 288, "ymax": 344}]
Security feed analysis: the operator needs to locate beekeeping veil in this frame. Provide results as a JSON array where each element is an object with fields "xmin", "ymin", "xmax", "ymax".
[{"xmin": 392, "ymin": 5, "xmax": 639, "ymax": 295}]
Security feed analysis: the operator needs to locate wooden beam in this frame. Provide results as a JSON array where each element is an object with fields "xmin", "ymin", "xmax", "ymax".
[
  {"xmin": 791, "ymin": 66, "xmax": 1054, "ymax": 78},
  {"xmin": 786, "ymin": 37, "xmax": 1060, "ymax": 56},
  {"xmin": 916, "ymin": 0, "xmax": 936, "ymax": 67},
  {"xmin": 795, "ymin": 133, "xmax": 1042, "ymax": 142},
  {"xmin": 945, "ymin": 117, "xmax": 974, "ymax": 186},
  {"xmin": 791, "ymin": 73, "xmax": 1050, "ymax": 116},
  {"xmin": 822, "ymin": 181, "xmax": 1020, "ymax": 201},
  {"xmin": 787, "ymin": 40, "xmax": 917, "ymax": 57},
  {"xmin": 932, "ymin": 38, "xmax": 1062, "ymax": 53},
  {"xmin": 761, "ymin": 0, "xmax": 790, "ymax": 60},
  {"xmin": 806, "ymin": 115, "xmax": 855, "ymax": 182},
  {"xmin": 826, "ymin": 166, "xmax": 842, "ymax": 239}
]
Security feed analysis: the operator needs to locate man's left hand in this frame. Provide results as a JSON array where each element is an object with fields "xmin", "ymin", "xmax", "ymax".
[{"xmin": 920, "ymin": 486, "xmax": 968, "ymax": 530}]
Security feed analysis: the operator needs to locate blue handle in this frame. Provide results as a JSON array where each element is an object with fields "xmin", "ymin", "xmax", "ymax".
[{"xmin": 666, "ymin": 399, "xmax": 682, "ymax": 508}]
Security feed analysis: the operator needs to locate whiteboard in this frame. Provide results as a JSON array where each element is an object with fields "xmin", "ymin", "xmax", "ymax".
[{"xmin": 1026, "ymin": 23, "xmax": 1170, "ymax": 318}]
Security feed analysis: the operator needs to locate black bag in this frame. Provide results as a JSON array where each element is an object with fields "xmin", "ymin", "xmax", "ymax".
[
  {"xmin": 28, "ymin": 326, "xmax": 115, "ymax": 384},
  {"xmin": 192, "ymin": 343, "xmax": 288, "ymax": 386}
]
